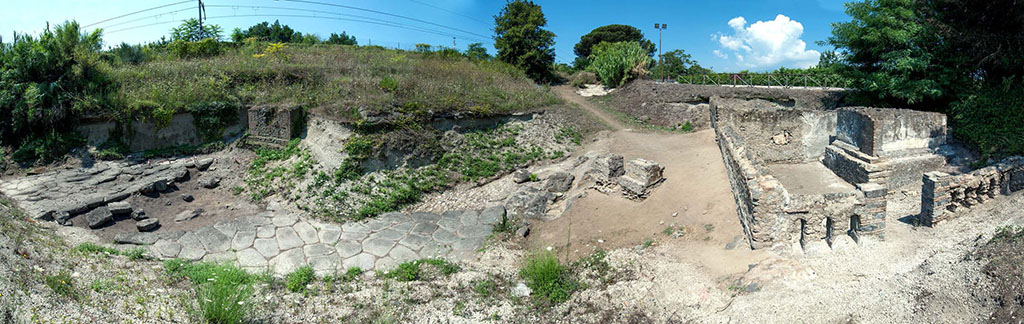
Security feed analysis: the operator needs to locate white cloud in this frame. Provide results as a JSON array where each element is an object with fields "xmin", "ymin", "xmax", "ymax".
[
  {"xmin": 713, "ymin": 50, "xmax": 728, "ymax": 59},
  {"xmin": 712, "ymin": 14, "xmax": 820, "ymax": 70}
]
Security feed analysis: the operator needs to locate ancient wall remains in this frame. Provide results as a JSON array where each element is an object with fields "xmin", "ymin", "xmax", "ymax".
[
  {"xmin": 246, "ymin": 105, "xmax": 303, "ymax": 148},
  {"xmin": 921, "ymin": 157, "xmax": 1024, "ymax": 226},
  {"xmin": 77, "ymin": 108, "xmax": 248, "ymax": 152}
]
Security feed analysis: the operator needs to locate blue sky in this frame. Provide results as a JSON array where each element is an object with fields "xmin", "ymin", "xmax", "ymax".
[{"xmin": 0, "ymin": 0, "xmax": 852, "ymax": 72}]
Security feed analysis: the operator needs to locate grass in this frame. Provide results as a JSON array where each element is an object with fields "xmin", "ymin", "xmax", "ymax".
[
  {"xmin": 520, "ymin": 252, "xmax": 579, "ymax": 304},
  {"xmin": 163, "ymin": 259, "xmax": 263, "ymax": 324},
  {"xmin": 642, "ymin": 239, "xmax": 654, "ymax": 248},
  {"xmin": 341, "ymin": 267, "xmax": 364, "ymax": 282},
  {"xmin": 384, "ymin": 259, "xmax": 461, "ymax": 282},
  {"xmin": 473, "ymin": 279, "xmax": 498, "ymax": 298},
  {"xmin": 286, "ymin": 266, "xmax": 315, "ymax": 293},
  {"xmin": 72, "ymin": 242, "xmax": 148, "ymax": 260},
  {"xmin": 44, "ymin": 272, "xmax": 76, "ymax": 300}
]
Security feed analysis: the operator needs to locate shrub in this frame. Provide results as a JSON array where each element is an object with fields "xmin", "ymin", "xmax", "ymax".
[
  {"xmin": 44, "ymin": 272, "xmax": 76, "ymax": 299},
  {"xmin": 950, "ymin": 81, "xmax": 1024, "ymax": 158},
  {"xmin": 587, "ymin": 41, "xmax": 652, "ymax": 87},
  {"xmin": 168, "ymin": 38, "xmax": 223, "ymax": 59},
  {"xmin": 286, "ymin": 266, "xmax": 315, "ymax": 293},
  {"xmin": 11, "ymin": 131, "xmax": 86, "ymax": 163},
  {"xmin": 163, "ymin": 260, "xmax": 256, "ymax": 324},
  {"xmin": 520, "ymin": 252, "xmax": 578, "ymax": 303}
]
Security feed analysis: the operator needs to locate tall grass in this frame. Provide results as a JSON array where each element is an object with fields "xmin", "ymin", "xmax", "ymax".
[
  {"xmin": 164, "ymin": 260, "xmax": 262, "ymax": 324},
  {"xmin": 520, "ymin": 252, "xmax": 579, "ymax": 303}
]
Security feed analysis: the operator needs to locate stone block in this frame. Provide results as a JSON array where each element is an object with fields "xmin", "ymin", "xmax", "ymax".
[{"xmin": 624, "ymin": 159, "xmax": 664, "ymax": 187}]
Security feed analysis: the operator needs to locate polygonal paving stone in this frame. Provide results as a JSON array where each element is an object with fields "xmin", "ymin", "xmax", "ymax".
[
  {"xmin": 232, "ymin": 230, "xmax": 256, "ymax": 250},
  {"xmin": 293, "ymin": 222, "xmax": 319, "ymax": 244},
  {"xmin": 362, "ymin": 238, "xmax": 396, "ymax": 257},
  {"xmin": 276, "ymin": 227, "xmax": 304, "ymax": 250},
  {"xmin": 375, "ymin": 257, "xmax": 399, "ymax": 271},
  {"xmin": 341, "ymin": 222, "xmax": 370, "ymax": 234},
  {"xmin": 154, "ymin": 240, "xmax": 182, "ymax": 258},
  {"xmin": 479, "ymin": 206, "xmax": 506, "ymax": 225},
  {"xmin": 449, "ymin": 250, "xmax": 476, "ymax": 262},
  {"xmin": 340, "ymin": 231, "xmax": 368, "ymax": 241},
  {"xmin": 177, "ymin": 231, "xmax": 207, "ymax": 261},
  {"xmin": 388, "ymin": 245, "xmax": 418, "ymax": 262},
  {"xmin": 460, "ymin": 210, "xmax": 480, "ymax": 226},
  {"xmin": 319, "ymin": 225, "xmax": 342, "ymax": 245},
  {"xmin": 253, "ymin": 238, "xmax": 280, "ymax": 258},
  {"xmin": 303, "ymin": 244, "xmax": 335, "ymax": 257},
  {"xmin": 272, "ymin": 215, "xmax": 298, "ymax": 227},
  {"xmin": 309, "ymin": 255, "xmax": 339, "ymax": 276},
  {"xmin": 390, "ymin": 222, "xmax": 413, "ymax": 233},
  {"xmin": 411, "ymin": 222, "xmax": 439, "ymax": 235},
  {"xmin": 420, "ymin": 242, "xmax": 451, "ymax": 258},
  {"xmin": 269, "ymin": 248, "xmax": 306, "ymax": 275},
  {"xmin": 458, "ymin": 224, "xmax": 493, "ymax": 239},
  {"xmin": 378, "ymin": 212, "xmax": 412, "ymax": 224},
  {"xmin": 256, "ymin": 226, "xmax": 276, "ymax": 238},
  {"xmin": 241, "ymin": 215, "xmax": 272, "ymax": 227},
  {"xmin": 343, "ymin": 253, "xmax": 377, "ymax": 271},
  {"xmin": 368, "ymin": 228, "xmax": 405, "ymax": 241},
  {"xmin": 362, "ymin": 219, "xmax": 390, "ymax": 232},
  {"xmin": 195, "ymin": 226, "xmax": 231, "ymax": 252},
  {"xmin": 202, "ymin": 251, "xmax": 237, "ymax": 263},
  {"xmin": 411, "ymin": 212, "xmax": 441, "ymax": 222},
  {"xmin": 432, "ymin": 228, "xmax": 459, "ymax": 244},
  {"xmin": 214, "ymin": 220, "xmax": 245, "ymax": 238},
  {"xmin": 440, "ymin": 210, "xmax": 463, "ymax": 219},
  {"xmin": 398, "ymin": 233, "xmax": 431, "ymax": 251},
  {"xmin": 437, "ymin": 217, "xmax": 461, "ymax": 231},
  {"xmin": 237, "ymin": 248, "xmax": 268, "ymax": 268},
  {"xmin": 336, "ymin": 240, "xmax": 362, "ymax": 258},
  {"xmin": 453, "ymin": 237, "xmax": 485, "ymax": 251}
]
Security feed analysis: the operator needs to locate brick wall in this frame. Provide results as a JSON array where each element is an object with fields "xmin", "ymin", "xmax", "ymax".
[{"xmin": 921, "ymin": 157, "xmax": 1024, "ymax": 226}]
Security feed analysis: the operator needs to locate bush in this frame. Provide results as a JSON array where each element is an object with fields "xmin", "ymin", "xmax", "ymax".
[
  {"xmin": 285, "ymin": 266, "xmax": 315, "ymax": 293},
  {"xmin": 520, "ymin": 252, "xmax": 578, "ymax": 303},
  {"xmin": 11, "ymin": 131, "xmax": 86, "ymax": 163},
  {"xmin": 950, "ymin": 81, "xmax": 1024, "ymax": 158},
  {"xmin": 169, "ymin": 38, "xmax": 223, "ymax": 59},
  {"xmin": 163, "ymin": 260, "xmax": 256, "ymax": 324},
  {"xmin": 587, "ymin": 41, "xmax": 652, "ymax": 87},
  {"xmin": 569, "ymin": 71, "xmax": 599, "ymax": 88}
]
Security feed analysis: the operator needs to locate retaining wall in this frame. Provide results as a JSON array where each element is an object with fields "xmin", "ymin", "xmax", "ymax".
[{"xmin": 77, "ymin": 108, "xmax": 247, "ymax": 152}]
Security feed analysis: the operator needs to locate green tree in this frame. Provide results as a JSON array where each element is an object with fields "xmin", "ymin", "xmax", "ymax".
[
  {"xmin": 651, "ymin": 49, "xmax": 710, "ymax": 79},
  {"xmin": 826, "ymin": 0, "xmax": 948, "ymax": 107},
  {"xmin": 171, "ymin": 18, "xmax": 222, "ymax": 42},
  {"xmin": 494, "ymin": 0, "xmax": 556, "ymax": 81},
  {"xmin": 325, "ymin": 32, "xmax": 357, "ymax": 45},
  {"xmin": 587, "ymin": 41, "xmax": 652, "ymax": 87},
  {"xmin": 574, "ymin": 24, "xmax": 655, "ymax": 61},
  {"xmin": 466, "ymin": 43, "xmax": 491, "ymax": 60},
  {"xmin": 231, "ymin": 20, "xmax": 299, "ymax": 43}
]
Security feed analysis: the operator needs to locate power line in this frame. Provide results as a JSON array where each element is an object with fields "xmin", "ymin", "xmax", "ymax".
[
  {"xmin": 204, "ymin": 4, "xmax": 472, "ymax": 40},
  {"xmin": 405, "ymin": 0, "xmax": 491, "ymax": 26},
  {"xmin": 92, "ymin": 6, "xmax": 197, "ymax": 30},
  {"xmin": 83, "ymin": 0, "xmax": 192, "ymax": 28},
  {"xmin": 281, "ymin": 0, "xmax": 491, "ymax": 40}
]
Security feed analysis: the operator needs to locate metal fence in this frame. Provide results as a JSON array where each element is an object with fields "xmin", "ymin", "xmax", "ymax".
[{"xmin": 674, "ymin": 73, "xmax": 852, "ymax": 89}]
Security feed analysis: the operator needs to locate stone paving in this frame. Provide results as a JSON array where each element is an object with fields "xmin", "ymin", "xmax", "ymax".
[{"xmin": 151, "ymin": 207, "xmax": 507, "ymax": 275}]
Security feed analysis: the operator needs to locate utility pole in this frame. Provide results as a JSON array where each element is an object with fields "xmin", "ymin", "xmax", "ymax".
[
  {"xmin": 453, "ymin": 37, "xmax": 456, "ymax": 48},
  {"xmin": 197, "ymin": 0, "xmax": 206, "ymax": 38},
  {"xmin": 654, "ymin": 23, "xmax": 667, "ymax": 82}
]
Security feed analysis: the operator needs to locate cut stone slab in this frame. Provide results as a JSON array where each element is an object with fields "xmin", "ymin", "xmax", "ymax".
[
  {"xmin": 459, "ymin": 210, "xmax": 479, "ymax": 226},
  {"xmin": 269, "ymin": 248, "xmax": 306, "ymax": 275},
  {"xmin": 232, "ymin": 230, "xmax": 256, "ymax": 250},
  {"xmin": 202, "ymin": 252, "xmax": 237, "ymax": 263},
  {"xmin": 340, "ymin": 231, "xmax": 368, "ymax": 241},
  {"xmin": 399, "ymin": 234, "xmax": 431, "ymax": 250},
  {"xmin": 194, "ymin": 226, "xmax": 231, "ymax": 252},
  {"xmin": 624, "ymin": 158, "xmax": 664, "ymax": 187},
  {"xmin": 342, "ymin": 253, "xmax": 376, "ymax": 272},
  {"xmin": 136, "ymin": 218, "xmax": 159, "ymax": 232},
  {"xmin": 293, "ymin": 222, "xmax": 319, "ymax": 244},
  {"xmin": 341, "ymin": 222, "xmax": 370, "ymax": 234},
  {"xmin": 479, "ymin": 206, "xmax": 507, "ymax": 225},
  {"xmin": 114, "ymin": 232, "xmax": 159, "ymax": 245},
  {"xmin": 177, "ymin": 232, "xmax": 207, "ymax": 261},
  {"xmin": 388, "ymin": 245, "xmax": 418, "ymax": 262},
  {"xmin": 86, "ymin": 208, "xmax": 113, "ymax": 229},
  {"xmin": 309, "ymin": 255, "xmax": 340, "ymax": 276},
  {"xmin": 272, "ymin": 215, "xmax": 297, "ymax": 227},
  {"xmin": 174, "ymin": 209, "xmax": 202, "ymax": 222},
  {"xmin": 154, "ymin": 240, "xmax": 182, "ymax": 258},
  {"xmin": 196, "ymin": 158, "xmax": 214, "ymax": 171},
  {"xmin": 253, "ymin": 238, "xmax": 281, "ymax": 258},
  {"xmin": 336, "ymin": 240, "xmax": 362, "ymax": 258},
  {"xmin": 256, "ymin": 226, "xmax": 275, "ymax": 238},
  {"xmin": 375, "ymin": 257, "xmax": 399, "ymax": 271},
  {"xmin": 362, "ymin": 238, "xmax": 396, "ymax": 257},
  {"xmin": 591, "ymin": 153, "xmax": 624, "ymax": 183},
  {"xmin": 303, "ymin": 244, "xmax": 335, "ymax": 257},
  {"xmin": 411, "ymin": 222, "xmax": 439, "ymax": 236},
  {"xmin": 369, "ymin": 229, "xmax": 404, "ymax": 241},
  {"xmin": 432, "ymin": 228, "xmax": 460, "ymax": 244},
  {"xmin": 107, "ymin": 201, "xmax": 133, "ymax": 215},
  {"xmin": 276, "ymin": 227, "xmax": 304, "ymax": 251},
  {"xmin": 237, "ymin": 248, "xmax": 268, "ymax": 268},
  {"xmin": 504, "ymin": 187, "xmax": 554, "ymax": 220},
  {"xmin": 458, "ymin": 224, "xmax": 493, "ymax": 239}
]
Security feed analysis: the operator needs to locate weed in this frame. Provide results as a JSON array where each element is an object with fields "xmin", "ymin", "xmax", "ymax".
[
  {"xmin": 341, "ymin": 267, "xmax": 364, "ymax": 282},
  {"xmin": 89, "ymin": 279, "xmax": 117, "ymax": 293},
  {"xmin": 230, "ymin": 186, "xmax": 244, "ymax": 195},
  {"xmin": 642, "ymin": 239, "xmax": 654, "ymax": 248},
  {"xmin": 163, "ymin": 260, "xmax": 256, "ymax": 324},
  {"xmin": 704, "ymin": 224, "xmax": 715, "ymax": 232},
  {"xmin": 529, "ymin": 173, "xmax": 539, "ymax": 182},
  {"xmin": 555, "ymin": 126, "xmax": 583, "ymax": 145},
  {"xmin": 520, "ymin": 252, "xmax": 579, "ymax": 303},
  {"xmin": 44, "ymin": 272, "xmax": 76, "ymax": 299},
  {"xmin": 677, "ymin": 121, "xmax": 695, "ymax": 132},
  {"xmin": 72, "ymin": 242, "xmax": 147, "ymax": 260},
  {"xmin": 385, "ymin": 259, "xmax": 460, "ymax": 282},
  {"xmin": 286, "ymin": 266, "xmax": 315, "ymax": 293},
  {"xmin": 473, "ymin": 279, "xmax": 497, "ymax": 298}
]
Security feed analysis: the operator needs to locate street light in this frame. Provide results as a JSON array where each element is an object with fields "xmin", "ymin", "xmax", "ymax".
[{"xmin": 654, "ymin": 23, "xmax": 667, "ymax": 82}]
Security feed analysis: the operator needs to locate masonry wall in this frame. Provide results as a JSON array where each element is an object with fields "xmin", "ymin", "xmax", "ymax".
[
  {"xmin": 77, "ymin": 108, "xmax": 247, "ymax": 152},
  {"xmin": 713, "ymin": 97, "xmax": 837, "ymax": 164},
  {"xmin": 921, "ymin": 157, "xmax": 1024, "ymax": 226}
]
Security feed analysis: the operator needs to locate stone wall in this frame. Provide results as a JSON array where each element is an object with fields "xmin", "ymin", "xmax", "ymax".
[
  {"xmin": 246, "ymin": 105, "xmax": 303, "ymax": 148},
  {"xmin": 77, "ymin": 108, "xmax": 247, "ymax": 152},
  {"xmin": 921, "ymin": 157, "xmax": 1024, "ymax": 226},
  {"xmin": 712, "ymin": 97, "xmax": 837, "ymax": 164}
]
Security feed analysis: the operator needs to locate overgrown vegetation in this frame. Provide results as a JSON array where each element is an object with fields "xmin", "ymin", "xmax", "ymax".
[
  {"xmin": 520, "ymin": 252, "xmax": 579, "ymax": 303},
  {"xmin": 384, "ymin": 259, "xmax": 461, "ymax": 282},
  {"xmin": 71, "ymin": 242, "xmax": 147, "ymax": 260},
  {"xmin": 44, "ymin": 272, "xmax": 76, "ymax": 300},
  {"xmin": 163, "ymin": 260, "xmax": 262, "ymax": 324},
  {"xmin": 494, "ymin": 0, "xmax": 556, "ymax": 81},
  {"xmin": 286, "ymin": 266, "xmax": 315, "ymax": 293},
  {"xmin": 587, "ymin": 42, "xmax": 652, "ymax": 87}
]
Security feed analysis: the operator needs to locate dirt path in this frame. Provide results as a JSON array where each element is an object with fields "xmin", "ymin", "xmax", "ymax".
[{"xmin": 554, "ymin": 85, "xmax": 627, "ymax": 130}]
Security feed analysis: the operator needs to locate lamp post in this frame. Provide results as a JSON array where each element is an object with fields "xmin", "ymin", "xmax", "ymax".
[{"xmin": 654, "ymin": 23, "xmax": 667, "ymax": 82}]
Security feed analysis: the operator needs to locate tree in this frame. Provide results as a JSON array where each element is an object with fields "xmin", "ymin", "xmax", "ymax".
[
  {"xmin": 651, "ymin": 49, "xmax": 710, "ymax": 79},
  {"xmin": 171, "ymin": 18, "xmax": 222, "ymax": 42},
  {"xmin": 826, "ymin": 0, "xmax": 948, "ymax": 107},
  {"xmin": 466, "ymin": 43, "xmax": 491, "ymax": 60},
  {"xmin": 326, "ymin": 32, "xmax": 357, "ymax": 45},
  {"xmin": 231, "ymin": 21, "xmax": 299, "ymax": 43},
  {"xmin": 494, "ymin": 0, "xmax": 556, "ymax": 81},
  {"xmin": 587, "ymin": 41, "xmax": 652, "ymax": 87},
  {"xmin": 574, "ymin": 25, "xmax": 655, "ymax": 61}
]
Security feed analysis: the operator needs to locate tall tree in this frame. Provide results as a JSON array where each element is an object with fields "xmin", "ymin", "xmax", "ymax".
[
  {"xmin": 494, "ymin": 0, "xmax": 556, "ymax": 81},
  {"xmin": 466, "ymin": 43, "xmax": 491, "ymax": 60},
  {"xmin": 231, "ymin": 21, "xmax": 300, "ymax": 43},
  {"xmin": 171, "ymin": 18, "xmax": 222, "ymax": 42},
  {"xmin": 651, "ymin": 49, "xmax": 710, "ymax": 79},
  {"xmin": 326, "ymin": 32, "xmax": 357, "ymax": 45},
  {"xmin": 574, "ymin": 24, "xmax": 656, "ymax": 59}
]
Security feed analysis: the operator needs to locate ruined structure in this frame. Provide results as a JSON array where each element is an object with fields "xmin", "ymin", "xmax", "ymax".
[
  {"xmin": 246, "ymin": 105, "xmax": 303, "ymax": 148},
  {"xmin": 921, "ymin": 157, "xmax": 1024, "ymax": 225}
]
